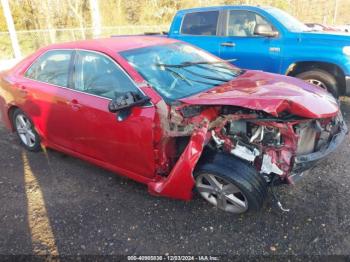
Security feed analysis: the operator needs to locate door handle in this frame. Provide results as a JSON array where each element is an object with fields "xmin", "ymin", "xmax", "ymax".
[
  {"xmin": 70, "ymin": 99, "xmax": 82, "ymax": 111},
  {"xmin": 269, "ymin": 47, "xmax": 281, "ymax": 53},
  {"xmin": 221, "ymin": 42, "xmax": 236, "ymax": 47}
]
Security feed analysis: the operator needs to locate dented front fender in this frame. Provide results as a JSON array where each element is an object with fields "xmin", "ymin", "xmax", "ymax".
[{"xmin": 148, "ymin": 123, "xmax": 209, "ymax": 200}]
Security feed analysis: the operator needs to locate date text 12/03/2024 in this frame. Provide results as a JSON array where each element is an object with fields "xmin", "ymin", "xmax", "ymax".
[{"xmin": 127, "ymin": 255, "xmax": 220, "ymax": 261}]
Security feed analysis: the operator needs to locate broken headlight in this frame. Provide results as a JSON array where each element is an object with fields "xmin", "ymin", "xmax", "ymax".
[{"xmin": 247, "ymin": 124, "xmax": 282, "ymax": 146}]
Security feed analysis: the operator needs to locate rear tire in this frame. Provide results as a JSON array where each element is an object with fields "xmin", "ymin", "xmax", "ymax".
[
  {"xmin": 295, "ymin": 69, "xmax": 339, "ymax": 98},
  {"xmin": 194, "ymin": 152, "xmax": 267, "ymax": 214},
  {"xmin": 12, "ymin": 109, "xmax": 41, "ymax": 152}
]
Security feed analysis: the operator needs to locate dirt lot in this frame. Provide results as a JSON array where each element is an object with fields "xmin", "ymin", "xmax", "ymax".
[{"xmin": 0, "ymin": 98, "xmax": 350, "ymax": 258}]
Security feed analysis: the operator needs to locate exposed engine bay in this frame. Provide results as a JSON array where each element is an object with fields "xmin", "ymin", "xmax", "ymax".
[
  {"xmin": 209, "ymin": 110, "xmax": 343, "ymax": 184},
  {"xmin": 152, "ymin": 102, "xmax": 345, "ymax": 187}
]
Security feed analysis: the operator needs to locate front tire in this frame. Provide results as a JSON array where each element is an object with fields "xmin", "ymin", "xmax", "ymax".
[
  {"xmin": 194, "ymin": 152, "xmax": 267, "ymax": 214},
  {"xmin": 295, "ymin": 69, "xmax": 339, "ymax": 98},
  {"xmin": 12, "ymin": 109, "xmax": 41, "ymax": 152}
]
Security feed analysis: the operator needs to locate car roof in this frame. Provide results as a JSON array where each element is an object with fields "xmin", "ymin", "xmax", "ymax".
[{"xmin": 40, "ymin": 36, "xmax": 179, "ymax": 53}]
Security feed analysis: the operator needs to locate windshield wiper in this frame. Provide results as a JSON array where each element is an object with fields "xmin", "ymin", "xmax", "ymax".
[
  {"xmin": 156, "ymin": 59, "xmax": 236, "ymax": 68},
  {"xmin": 190, "ymin": 63, "xmax": 244, "ymax": 78},
  {"xmin": 156, "ymin": 59, "xmax": 244, "ymax": 78},
  {"xmin": 179, "ymin": 67, "xmax": 233, "ymax": 83},
  {"xmin": 156, "ymin": 59, "xmax": 243, "ymax": 84},
  {"xmin": 163, "ymin": 66, "xmax": 222, "ymax": 86},
  {"xmin": 163, "ymin": 67, "xmax": 193, "ymax": 86}
]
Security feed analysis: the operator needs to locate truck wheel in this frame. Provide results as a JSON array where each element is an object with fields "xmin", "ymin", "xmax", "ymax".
[
  {"xmin": 12, "ymin": 109, "xmax": 41, "ymax": 152},
  {"xmin": 295, "ymin": 69, "xmax": 339, "ymax": 98},
  {"xmin": 194, "ymin": 153, "xmax": 267, "ymax": 214}
]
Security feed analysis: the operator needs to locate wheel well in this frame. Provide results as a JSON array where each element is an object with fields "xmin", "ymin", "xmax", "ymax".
[
  {"xmin": 286, "ymin": 61, "xmax": 346, "ymax": 95},
  {"xmin": 7, "ymin": 106, "xmax": 19, "ymax": 130}
]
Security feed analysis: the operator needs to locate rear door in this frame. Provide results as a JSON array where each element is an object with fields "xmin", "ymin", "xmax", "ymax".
[
  {"xmin": 19, "ymin": 50, "xmax": 75, "ymax": 149},
  {"xmin": 171, "ymin": 10, "xmax": 224, "ymax": 57},
  {"xmin": 219, "ymin": 10, "xmax": 282, "ymax": 73}
]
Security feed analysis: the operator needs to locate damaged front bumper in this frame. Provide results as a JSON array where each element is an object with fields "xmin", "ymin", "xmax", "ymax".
[{"xmin": 289, "ymin": 118, "xmax": 348, "ymax": 183}]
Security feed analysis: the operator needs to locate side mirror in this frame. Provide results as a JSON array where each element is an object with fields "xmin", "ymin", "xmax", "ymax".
[
  {"xmin": 254, "ymin": 24, "xmax": 279, "ymax": 38},
  {"xmin": 108, "ymin": 92, "xmax": 150, "ymax": 113}
]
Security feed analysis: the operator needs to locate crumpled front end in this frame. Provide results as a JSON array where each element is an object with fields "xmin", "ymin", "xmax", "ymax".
[
  {"xmin": 148, "ymin": 100, "xmax": 347, "ymax": 200},
  {"xmin": 289, "ymin": 112, "xmax": 348, "ymax": 183},
  {"xmin": 209, "ymin": 108, "xmax": 348, "ymax": 184}
]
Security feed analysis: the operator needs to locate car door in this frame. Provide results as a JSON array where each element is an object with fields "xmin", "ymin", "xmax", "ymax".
[
  {"xmin": 19, "ymin": 50, "xmax": 75, "ymax": 149},
  {"xmin": 68, "ymin": 50, "xmax": 156, "ymax": 178},
  {"xmin": 171, "ymin": 10, "xmax": 224, "ymax": 57},
  {"xmin": 219, "ymin": 10, "xmax": 282, "ymax": 73}
]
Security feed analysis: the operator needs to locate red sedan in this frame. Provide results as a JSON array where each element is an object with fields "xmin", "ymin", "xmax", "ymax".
[{"xmin": 0, "ymin": 36, "xmax": 347, "ymax": 214}]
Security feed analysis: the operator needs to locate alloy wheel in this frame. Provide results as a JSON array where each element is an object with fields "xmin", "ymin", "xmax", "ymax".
[
  {"xmin": 196, "ymin": 173, "xmax": 249, "ymax": 213},
  {"xmin": 15, "ymin": 114, "xmax": 37, "ymax": 148},
  {"xmin": 306, "ymin": 79, "xmax": 327, "ymax": 90}
]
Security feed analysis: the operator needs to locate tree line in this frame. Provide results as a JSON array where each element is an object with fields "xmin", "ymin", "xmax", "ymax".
[
  {"xmin": 0, "ymin": 0, "xmax": 349, "ymax": 59},
  {"xmin": 1, "ymin": 0, "xmax": 349, "ymax": 33}
]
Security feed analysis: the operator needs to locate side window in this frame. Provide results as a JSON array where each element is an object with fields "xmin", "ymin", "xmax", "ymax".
[
  {"xmin": 227, "ymin": 10, "xmax": 274, "ymax": 37},
  {"xmin": 181, "ymin": 11, "xmax": 219, "ymax": 36},
  {"xmin": 74, "ymin": 51, "xmax": 140, "ymax": 99},
  {"xmin": 25, "ymin": 50, "xmax": 73, "ymax": 87}
]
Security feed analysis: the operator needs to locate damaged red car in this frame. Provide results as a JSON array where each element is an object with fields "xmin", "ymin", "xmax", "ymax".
[{"xmin": 0, "ymin": 37, "xmax": 347, "ymax": 214}]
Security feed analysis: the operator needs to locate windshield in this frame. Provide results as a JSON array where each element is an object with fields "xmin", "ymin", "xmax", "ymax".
[
  {"xmin": 265, "ymin": 7, "xmax": 310, "ymax": 32},
  {"xmin": 120, "ymin": 43, "xmax": 242, "ymax": 102}
]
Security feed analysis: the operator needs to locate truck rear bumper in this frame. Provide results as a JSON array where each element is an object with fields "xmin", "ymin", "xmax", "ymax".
[{"xmin": 346, "ymin": 76, "xmax": 350, "ymax": 96}]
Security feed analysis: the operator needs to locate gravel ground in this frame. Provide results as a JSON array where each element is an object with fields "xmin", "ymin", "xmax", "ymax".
[{"xmin": 0, "ymin": 98, "xmax": 349, "ymax": 258}]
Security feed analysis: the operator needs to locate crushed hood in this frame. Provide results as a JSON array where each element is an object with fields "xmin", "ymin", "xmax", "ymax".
[{"xmin": 179, "ymin": 70, "xmax": 339, "ymax": 119}]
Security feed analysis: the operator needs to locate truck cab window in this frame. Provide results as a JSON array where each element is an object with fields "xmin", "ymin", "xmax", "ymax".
[
  {"xmin": 227, "ymin": 10, "xmax": 273, "ymax": 37},
  {"xmin": 181, "ymin": 11, "xmax": 219, "ymax": 36}
]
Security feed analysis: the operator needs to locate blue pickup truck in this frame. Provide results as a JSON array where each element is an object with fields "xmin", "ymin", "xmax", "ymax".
[{"xmin": 167, "ymin": 5, "xmax": 350, "ymax": 97}]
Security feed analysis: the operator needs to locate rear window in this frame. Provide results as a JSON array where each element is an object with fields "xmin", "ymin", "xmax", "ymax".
[
  {"xmin": 181, "ymin": 11, "xmax": 219, "ymax": 36},
  {"xmin": 25, "ymin": 50, "xmax": 73, "ymax": 87}
]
